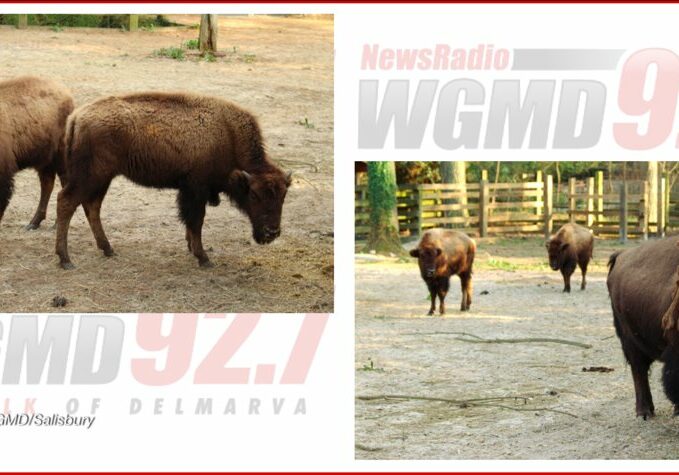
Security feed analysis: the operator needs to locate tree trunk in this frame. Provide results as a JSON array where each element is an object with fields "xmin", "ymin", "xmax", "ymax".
[
  {"xmin": 199, "ymin": 14, "xmax": 218, "ymax": 55},
  {"xmin": 17, "ymin": 15, "xmax": 27, "ymax": 29},
  {"xmin": 365, "ymin": 162, "xmax": 403, "ymax": 255},
  {"xmin": 440, "ymin": 161, "xmax": 468, "ymax": 221},
  {"xmin": 648, "ymin": 161, "xmax": 659, "ymax": 229}
]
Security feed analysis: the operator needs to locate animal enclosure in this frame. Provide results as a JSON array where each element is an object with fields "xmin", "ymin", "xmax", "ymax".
[
  {"xmin": 356, "ymin": 170, "xmax": 673, "ymax": 242},
  {"xmin": 0, "ymin": 15, "xmax": 333, "ymax": 313},
  {"xmin": 355, "ymin": 238, "xmax": 679, "ymax": 459}
]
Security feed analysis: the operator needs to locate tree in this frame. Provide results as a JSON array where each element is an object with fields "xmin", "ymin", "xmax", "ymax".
[
  {"xmin": 199, "ymin": 14, "xmax": 218, "ymax": 55},
  {"xmin": 365, "ymin": 162, "xmax": 403, "ymax": 255},
  {"xmin": 440, "ymin": 161, "xmax": 468, "ymax": 223}
]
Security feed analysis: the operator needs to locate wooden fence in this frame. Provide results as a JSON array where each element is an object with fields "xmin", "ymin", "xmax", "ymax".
[{"xmin": 356, "ymin": 172, "xmax": 669, "ymax": 241}]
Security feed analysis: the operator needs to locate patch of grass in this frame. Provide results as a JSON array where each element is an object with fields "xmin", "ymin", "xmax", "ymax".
[
  {"xmin": 202, "ymin": 52, "xmax": 216, "ymax": 63},
  {"xmin": 242, "ymin": 53, "xmax": 256, "ymax": 63},
  {"xmin": 140, "ymin": 23, "xmax": 155, "ymax": 32},
  {"xmin": 485, "ymin": 258, "xmax": 519, "ymax": 272},
  {"xmin": 357, "ymin": 358, "xmax": 384, "ymax": 372},
  {"xmin": 154, "ymin": 46, "xmax": 185, "ymax": 61},
  {"xmin": 183, "ymin": 38, "xmax": 199, "ymax": 50},
  {"xmin": 50, "ymin": 24, "xmax": 63, "ymax": 32},
  {"xmin": 297, "ymin": 117, "xmax": 315, "ymax": 129}
]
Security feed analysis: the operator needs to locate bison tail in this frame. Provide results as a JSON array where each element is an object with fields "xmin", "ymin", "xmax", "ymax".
[
  {"xmin": 64, "ymin": 113, "xmax": 77, "ymax": 169},
  {"xmin": 663, "ymin": 346, "xmax": 679, "ymax": 407},
  {"xmin": 607, "ymin": 251, "xmax": 621, "ymax": 273}
]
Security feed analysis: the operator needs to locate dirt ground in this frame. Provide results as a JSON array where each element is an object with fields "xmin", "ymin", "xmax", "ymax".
[
  {"xmin": 0, "ymin": 15, "xmax": 333, "ymax": 313},
  {"xmin": 356, "ymin": 236, "xmax": 679, "ymax": 459}
]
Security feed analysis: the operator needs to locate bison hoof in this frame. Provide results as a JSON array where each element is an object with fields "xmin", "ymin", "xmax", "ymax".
[
  {"xmin": 563, "ymin": 288, "xmax": 571, "ymax": 293},
  {"xmin": 637, "ymin": 409, "xmax": 655, "ymax": 420},
  {"xmin": 60, "ymin": 262, "xmax": 76, "ymax": 270},
  {"xmin": 199, "ymin": 260, "xmax": 215, "ymax": 268},
  {"xmin": 427, "ymin": 310, "xmax": 435, "ymax": 316},
  {"xmin": 103, "ymin": 248, "xmax": 116, "ymax": 257},
  {"xmin": 24, "ymin": 223, "xmax": 39, "ymax": 231}
]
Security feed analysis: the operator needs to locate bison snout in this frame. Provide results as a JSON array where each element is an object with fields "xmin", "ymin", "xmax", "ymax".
[
  {"xmin": 425, "ymin": 268, "xmax": 435, "ymax": 278},
  {"xmin": 254, "ymin": 226, "xmax": 281, "ymax": 244}
]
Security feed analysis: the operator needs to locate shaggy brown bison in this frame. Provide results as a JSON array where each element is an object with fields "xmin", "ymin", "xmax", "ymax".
[
  {"xmin": 409, "ymin": 229, "xmax": 475, "ymax": 315},
  {"xmin": 607, "ymin": 237, "xmax": 679, "ymax": 419},
  {"xmin": 546, "ymin": 223, "xmax": 593, "ymax": 292},
  {"xmin": 0, "ymin": 76, "xmax": 74, "ymax": 229},
  {"xmin": 55, "ymin": 92, "xmax": 291, "ymax": 269}
]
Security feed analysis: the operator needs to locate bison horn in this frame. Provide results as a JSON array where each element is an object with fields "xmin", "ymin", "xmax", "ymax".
[
  {"xmin": 286, "ymin": 171, "xmax": 293, "ymax": 187},
  {"xmin": 241, "ymin": 171, "xmax": 252, "ymax": 183}
]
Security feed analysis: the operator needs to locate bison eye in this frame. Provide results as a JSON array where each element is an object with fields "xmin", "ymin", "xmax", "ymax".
[{"xmin": 249, "ymin": 190, "xmax": 260, "ymax": 201}]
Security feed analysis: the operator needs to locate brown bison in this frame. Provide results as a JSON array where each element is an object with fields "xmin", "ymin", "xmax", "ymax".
[
  {"xmin": 0, "ymin": 76, "xmax": 74, "ymax": 229},
  {"xmin": 607, "ymin": 237, "xmax": 679, "ymax": 419},
  {"xmin": 55, "ymin": 92, "xmax": 291, "ymax": 269},
  {"xmin": 546, "ymin": 223, "xmax": 593, "ymax": 292},
  {"xmin": 409, "ymin": 229, "xmax": 476, "ymax": 315}
]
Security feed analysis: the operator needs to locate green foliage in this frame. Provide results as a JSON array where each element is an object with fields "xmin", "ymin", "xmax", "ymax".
[
  {"xmin": 202, "ymin": 52, "xmax": 216, "ymax": 63},
  {"xmin": 241, "ymin": 53, "xmax": 257, "ymax": 63},
  {"xmin": 183, "ymin": 38, "xmax": 199, "ymax": 50},
  {"xmin": 154, "ymin": 46, "xmax": 185, "ymax": 61},
  {"xmin": 0, "ymin": 14, "xmax": 176, "ymax": 29}
]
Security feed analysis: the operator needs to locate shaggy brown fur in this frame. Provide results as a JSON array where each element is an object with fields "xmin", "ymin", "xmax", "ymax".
[
  {"xmin": 55, "ymin": 92, "xmax": 291, "ymax": 269},
  {"xmin": 0, "ymin": 76, "xmax": 74, "ymax": 229},
  {"xmin": 409, "ymin": 229, "xmax": 476, "ymax": 315},
  {"xmin": 607, "ymin": 237, "xmax": 679, "ymax": 419},
  {"xmin": 546, "ymin": 223, "xmax": 594, "ymax": 292}
]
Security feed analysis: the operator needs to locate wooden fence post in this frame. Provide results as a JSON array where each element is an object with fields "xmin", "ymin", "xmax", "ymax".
[
  {"xmin": 544, "ymin": 175, "xmax": 553, "ymax": 240},
  {"xmin": 642, "ymin": 181, "xmax": 649, "ymax": 240},
  {"xmin": 128, "ymin": 15, "xmax": 139, "ymax": 32},
  {"xmin": 568, "ymin": 177, "xmax": 576, "ymax": 223},
  {"xmin": 586, "ymin": 177, "xmax": 595, "ymax": 227},
  {"xmin": 479, "ymin": 179, "xmax": 489, "ymax": 238},
  {"xmin": 595, "ymin": 170, "xmax": 604, "ymax": 224},
  {"xmin": 17, "ymin": 14, "xmax": 28, "ymax": 29},
  {"xmin": 658, "ymin": 176, "xmax": 666, "ymax": 237},
  {"xmin": 416, "ymin": 185, "xmax": 423, "ymax": 237},
  {"xmin": 665, "ymin": 171, "xmax": 671, "ymax": 231},
  {"xmin": 619, "ymin": 182, "xmax": 628, "ymax": 243}
]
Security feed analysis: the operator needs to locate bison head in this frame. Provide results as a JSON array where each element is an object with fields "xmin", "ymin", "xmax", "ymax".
[
  {"xmin": 228, "ymin": 168, "xmax": 292, "ymax": 244},
  {"xmin": 410, "ymin": 245, "xmax": 442, "ymax": 279},
  {"xmin": 546, "ymin": 239, "xmax": 569, "ymax": 271}
]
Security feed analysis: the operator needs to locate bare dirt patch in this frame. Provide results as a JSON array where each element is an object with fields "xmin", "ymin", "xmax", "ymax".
[
  {"xmin": 356, "ymin": 237, "xmax": 679, "ymax": 459},
  {"xmin": 0, "ymin": 15, "xmax": 333, "ymax": 313}
]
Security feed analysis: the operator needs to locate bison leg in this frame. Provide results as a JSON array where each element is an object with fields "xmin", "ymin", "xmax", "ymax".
[
  {"xmin": 178, "ymin": 188, "xmax": 211, "ymax": 268},
  {"xmin": 0, "ymin": 172, "xmax": 14, "ymax": 225},
  {"xmin": 82, "ymin": 191, "xmax": 114, "ymax": 257},
  {"xmin": 579, "ymin": 260, "xmax": 588, "ymax": 291},
  {"xmin": 426, "ymin": 282, "xmax": 437, "ymax": 316},
  {"xmin": 55, "ymin": 187, "xmax": 81, "ymax": 269},
  {"xmin": 662, "ymin": 347, "xmax": 679, "ymax": 416},
  {"xmin": 26, "ymin": 167, "xmax": 56, "ymax": 230},
  {"xmin": 614, "ymin": 315, "xmax": 655, "ymax": 418},
  {"xmin": 561, "ymin": 268, "xmax": 573, "ymax": 293},
  {"xmin": 460, "ymin": 271, "xmax": 472, "ymax": 311}
]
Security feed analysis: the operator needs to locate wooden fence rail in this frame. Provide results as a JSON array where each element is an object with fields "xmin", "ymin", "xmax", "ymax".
[{"xmin": 356, "ymin": 174, "xmax": 669, "ymax": 241}]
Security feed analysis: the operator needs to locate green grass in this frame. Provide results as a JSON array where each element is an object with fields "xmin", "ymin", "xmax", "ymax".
[
  {"xmin": 202, "ymin": 52, "xmax": 216, "ymax": 63},
  {"xmin": 0, "ymin": 14, "xmax": 177, "ymax": 29},
  {"xmin": 183, "ymin": 38, "xmax": 199, "ymax": 50},
  {"xmin": 357, "ymin": 359, "xmax": 385, "ymax": 372},
  {"xmin": 297, "ymin": 117, "xmax": 315, "ymax": 129},
  {"xmin": 154, "ymin": 46, "xmax": 185, "ymax": 61}
]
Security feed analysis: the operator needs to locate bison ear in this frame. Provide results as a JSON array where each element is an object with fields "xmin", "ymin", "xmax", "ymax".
[
  {"xmin": 545, "ymin": 241, "xmax": 550, "ymax": 249},
  {"xmin": 409, "ymin": 249, "xmax": 419, "ymax": 258},
  {"xmin": 435, "ymin": 248, "xmax": 442, "ymax": 257},
  {"xmin": 560, "ymin": 242, "xmax": 569, "ymax": 251},
  {"xmin": 285, "ymin": 171, "xmax": 293, "ymax": 188},
  {"xmin": 229, "ymin": 170, "xmax": 252, "ymax": 191}
]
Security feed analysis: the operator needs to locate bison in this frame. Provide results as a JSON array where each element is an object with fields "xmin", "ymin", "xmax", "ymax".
[
  {"xmin": 55, "ymin": 92, "xmax": 291, "ymax": 269},
  {"xmin": 546, "ymin": 223, "xmax": 594, "ymax": 292},
  {"xmin": 0, "ymin": 76, "xmax": 74, "ymax": 229},
  {"xmin": 607, "ymin": 237, "xmax": 679, "ymax": 419},
  {"xmin": 409, "ymin": 229, "xmax": 476, "ymax": 315}
]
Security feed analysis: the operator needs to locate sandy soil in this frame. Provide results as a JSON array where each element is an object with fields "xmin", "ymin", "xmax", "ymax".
[
  {"xmin": 356, "ymin": 237, "xmax": 679, "ymax": 459},
  {"xmin": 0, "ymin": 15, "xmax": 333, "ymax": 313}
]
